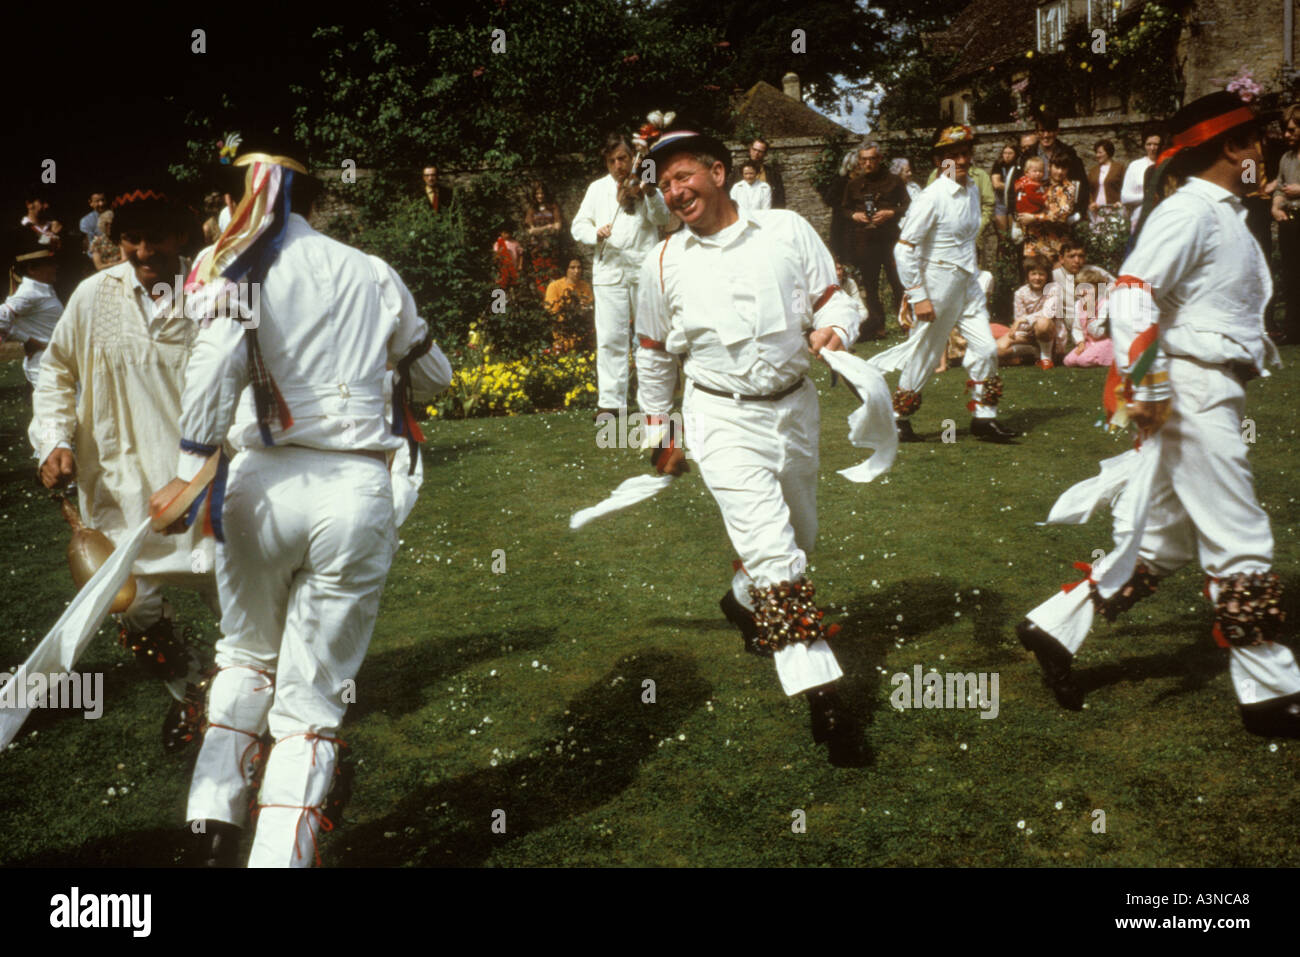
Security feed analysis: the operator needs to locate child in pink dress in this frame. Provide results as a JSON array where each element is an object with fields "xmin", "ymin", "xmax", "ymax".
[{"xmin": 1062, "ymin": 266, "xmax": 1114, "ymax": 367}]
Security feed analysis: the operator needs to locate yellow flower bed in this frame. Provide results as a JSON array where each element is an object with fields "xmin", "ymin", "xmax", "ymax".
[{"xmin": 429, "ymin": 349, "xmax": 598, "ymax": 418}]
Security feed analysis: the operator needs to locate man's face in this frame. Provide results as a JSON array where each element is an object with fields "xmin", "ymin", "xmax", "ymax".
[
  {"xmin": 1020, "ymin": 134, "xmax": 1038, "ymax": 156},
  {"xmin": 422, "ymin": 167, "xmax": 438, "ymax": 187},
  {"xmin": 659, "ymin": 152, "xmax": 728, "ymax": 233},
  {"xmin": 119, "ymin": 229, "xmax": 184, "ymax": 289},
  {"xmin": 1144, "ymin": 135, "xmax": 1162, "ymax": 160},
  {"xmin": 1061, "ymin": 248, "xmax": 1085, "ymax": 275},
  {"xmin": 566, "ymin": 260, "xmax": 582, "ymax": 282},
  {"xmin": 606, "ymin": 146, "xmax": 633, "ymax": 181},
  {"xmin": 89, "ymin": 193, "xmax": 107, "ymax": 213},
  {"xmin": 859, "ymin": 148, "xmax": 880, "ymax": 174},
  {"xmin": 749, "ymin": 140, "xmax": 767, "ymax": 164},
  {"xmin": 1037, "ymin": 127, "xmax": 1057, "ymax": 149},
  {"xmin": 940, "ymin": 145, "xmax": 972, "ymax": 183},
  {"xmin": 1283, "ymin": 121, "xmax": 1300, "ymax": 151}
]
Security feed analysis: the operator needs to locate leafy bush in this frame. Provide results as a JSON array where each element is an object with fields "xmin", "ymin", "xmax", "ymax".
[{"xmin": 430, "ymin": 339, "xmax": 597, "ymax": 419}]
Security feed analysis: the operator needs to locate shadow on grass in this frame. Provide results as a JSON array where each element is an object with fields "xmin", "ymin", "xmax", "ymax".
[
  {"xmin": 1001, "ymin": 404, "xmax": 1085, "ymax": 435},
  {"xmin": 330, "ymin": 649, "xmax": 710, "ymax": 866},
  {"xmin": 350, "ymin": 626, "xmax": 558, "ymax": 721},
  {"xmin": 420, "ymin": 438, "xmax": 492, "ymax": 470}
]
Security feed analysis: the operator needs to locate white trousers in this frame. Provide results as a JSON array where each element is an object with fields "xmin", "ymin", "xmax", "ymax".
[
  {"xmin": 898, "ymin": 266, "xmax": 998, "ymax": 419},
  {"xmin": 685, "ymin": 380, "xmax": 843, "ymax": 696},
  {"xmin": 1028, "ymin": 357, "xmax": 1300, "ymax": 704},
  {"xmin": 186, "ymin": 446, "xmax": 397, "ymax": 867},
  {"xmin": 593, "ymin": 281, "xmax": 636, "ymax": 410}
]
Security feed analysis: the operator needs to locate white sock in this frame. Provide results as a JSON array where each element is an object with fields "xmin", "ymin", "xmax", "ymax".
[{"xmin": 1039, "ymin": 341, "xmax": 1052, "ymax": 360}]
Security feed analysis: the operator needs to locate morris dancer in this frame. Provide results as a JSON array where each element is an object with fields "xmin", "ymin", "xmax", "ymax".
[
  {"xmin": 151, "ymin": 135, "xmax": 452, "ymax": 866},
  {"xmin": 873, "ymin": 126, "xmax": 1017, "ymax": 443},
  {"xmin": 1, "ymin": 231, "xmax": 62, "ymax": 394},
  {"xmin": 571, "ymin": 128, "xmax": 673, "ymax": 419},
  {"xmin": 30, "ymin": 185, "xmax": 213, "ymax": 752},
  {"xmin": 634, "ymin": 124, "xmax": 863, "ymax": 763},
  {"xmin": 1017, "ymin": 92, "xmax": 1300, "ymax": 737}
]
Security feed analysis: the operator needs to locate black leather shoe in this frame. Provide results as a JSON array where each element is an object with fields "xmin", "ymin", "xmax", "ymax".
[
  {"xmin": 162, "ymin": 682, "xmax": 206, "ymax": 754},
  {"xmin": 1017, "ymin": 619, "xmax": 1084, "ymax": 710},
  {"xmin": 970, "ymin": 418, "xmax": 1020, "ymax": 443},
  {"xmin": 191, "ymin": 820, "xmax": 242, "ymax": 868},
  {"xmin": 896, "ymin": 418, "xmax": 922, "ymax": 442},
  {"xmin": 1241, "ymin": 692, "xmax": 1300, "ymax": 738},
  {"xmin": 720, "ymin": 590, "xmax": 771, "ymax": 658}
]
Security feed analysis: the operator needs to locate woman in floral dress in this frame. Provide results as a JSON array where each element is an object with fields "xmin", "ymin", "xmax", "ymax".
[{"xmin": 1019, "ymin": 155, "xmax": 1077, "ymax": 265}]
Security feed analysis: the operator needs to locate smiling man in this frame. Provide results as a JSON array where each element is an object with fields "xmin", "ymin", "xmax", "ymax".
[
  {"xmin": 633, "ymin": 124, "xmax": 863, "ymax": 763},
  {"xmin": 29, "ymin": 185, "xmax": 215, "ymax": 753}
]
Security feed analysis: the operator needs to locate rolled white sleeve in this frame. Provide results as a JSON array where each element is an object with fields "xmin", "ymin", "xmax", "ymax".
[
  {"xmin": 643, "ymin": 187, "xmax": 673, "ymax": 227},
  {"xmin": 792, "ymin": 216, "xmax": 860, "ymax": 349},
  {"xmin": 28, "ymin": 290, "xmax": 82, "ymax": 465},
  {"xmin": 374, "ymin": 256, "xmax": 453, "ymax": 402},
  {"xmin": 571, "ymin": 182, "xmax": 600, "ymax": 247},
  {"xmin": 175, "ymin": 315, "xmax": 251, "ymax": 475},
  {"xmin": 634, "ymin": 247, "xmax": 679, "ymax": 417},
  {"xmin": 894, "ymin": 190, "xmax": 938, "ymax": 302}
]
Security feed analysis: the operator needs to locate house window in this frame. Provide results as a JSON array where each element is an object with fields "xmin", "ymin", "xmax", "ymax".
[
  {"xmin": 1037, "ymin": 0, "xmax": 1068, "ymax": 52},
  {"xmin": 1088, "ymin": 0, "xmax": 1123, "ymax": 31}
]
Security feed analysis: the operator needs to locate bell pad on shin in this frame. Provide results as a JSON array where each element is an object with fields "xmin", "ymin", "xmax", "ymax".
[
  {"xmin": 747, "ymin": 578, "xmax": 840, "ymax": 656},
  {"xmin": 119, "ymin": 618, "xmax": 191, "ymax": 682},
  {"xmin": 1215, "ymin": 571, "xmax": 1286, "ymax": 648},
  {"xmin": 892, "ymin": 388, "xmax": 922, "ymax": 417}
]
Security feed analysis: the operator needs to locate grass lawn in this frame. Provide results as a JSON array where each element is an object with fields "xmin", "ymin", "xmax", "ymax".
[{"xmin": 2, "ymin": 337, "xmax": 1299, "ymax": 868}]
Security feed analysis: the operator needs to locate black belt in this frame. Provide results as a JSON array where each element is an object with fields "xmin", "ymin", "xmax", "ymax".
[{"xmin": 689, "ymin": 378, "xmax": 806, "ymax": 402}]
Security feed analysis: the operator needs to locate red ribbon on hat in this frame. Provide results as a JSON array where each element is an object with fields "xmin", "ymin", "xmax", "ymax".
[{"xmin": 1157, "ymin": 105, "xmax": 1256, "ymax": 164}]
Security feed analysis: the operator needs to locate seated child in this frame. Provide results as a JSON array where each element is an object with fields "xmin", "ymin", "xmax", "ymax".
[
  {"xmin": 996, "ymin": 255, "xmax": 1063, "ymax": 368},
  {"xmin": 1062, "ymin": 266, "xmax": 1114, "ymax": 368}
]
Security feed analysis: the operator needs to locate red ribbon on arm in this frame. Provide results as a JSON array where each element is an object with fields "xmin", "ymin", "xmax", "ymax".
[{"xmin": 1061, "ymin": 561, "xmax": 1095, "ymax": 593}]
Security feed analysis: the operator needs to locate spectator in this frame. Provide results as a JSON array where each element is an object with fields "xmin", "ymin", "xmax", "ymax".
[
  {"xmin": 90, "ymin": 210, "xmax": 123, "ymax": 270},
  {"xmin": 747, "ymin": 138, "xmax": 785, "ymax": 208},
  {"xmin": 422, "ymin": 164, "xmax": 453, "ymax": 213},
  {"xmin": 1035, "ymin": 112, "xmax": 1089, "ymax": 218},
  {"xmin": 1062, "ymin": 266, "xmax": 1113, "ymax": 368},
  {"xmin": 21, "ymin": 189, "xmax": 62, "ymax": 247},
  {"xmin": 494, "ymin": 226, "xmax": 523, "ymax": 288},
  {"xmin": 544, "ymin": 258, "xmax": 595, "ymax": 353},
  {"xmin": 996, "ymin": 255, "xmax": 1063, "ymax": 368},
  {"xmin": 991, "ymin": 142, "xmax": 1021, "ymax": 234},
  {"xmin": 842, "ymin": 142, "xmax": 909, "ymax": 339},
  {"xmin": 1019, "ymin": 131, "xmax": 1039, "ymax": 162},
  {"xmin": 1019, "ymin": 155, "xmax": 1077, "ymax": 264},
  {"xmin": 1272, "ymin": 104, "xmax": 1300, "ymax": 343},
  {"xmin": 1013, "ymin": 156, "xmax": 1047, "ymax": 240},
  {"xmin": 1087, "ymin": 139, "xmax": 1127, "ymax": 226},
  {"xmin": 523, "ymin": 180, "xmax": 566, "ymax": 296},
  {"xmin": 79, "ymin": 192, "xmax": 108, "ymax": 256},
  {"xmin": 891, "ymin": 157, "xmax": 922, "ymax": 202},
  {"xmin": 730, "ymin": 159, "xmax": 773, "ymax": 213},
  {"xmin": 1051, "ymin": 240, "xmax": 1114, "ymax": 342},
  {"xmin": 1120, "ymin": 128, "xmax": 1163, "ymax": 229},
  {"xmin": 201, "ymin": 191, "xmax": 225, "ymax": 245},
  {"xmin": 826, "ymin": 149, "xmax": 859, "ymax": 262}
]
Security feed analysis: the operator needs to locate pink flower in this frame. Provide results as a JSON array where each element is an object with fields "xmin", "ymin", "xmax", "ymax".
[
  {"xmin": 472, "ymin": 66, "xmax": 486, "ymax": 78},
  {"xmin": 623, "ymin": 54, "xmax": 640, "ymax": 64}
]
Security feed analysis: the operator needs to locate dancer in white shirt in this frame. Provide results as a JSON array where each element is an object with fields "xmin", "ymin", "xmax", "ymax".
[
  {"xmin": 1, "ymin": 232, "xmax": 62, "ymax": 389},
  {"xmin": 151, "ymin": 137, "xmax": 452, "ymax": 866},
  {"xmin": 1018, "ymin": 93, "xmax": 1300, "ymax": 738},
  {"xmin": 635, "ymin": 125, "xmax": 864, "ymax": 764},
  {"xmin": 874, "ymin": 126, "xmax": 1018, "ymax": 443},
  {"xmin": 571, "ymin": 132, "xmax": 673, "ymax": 417}
]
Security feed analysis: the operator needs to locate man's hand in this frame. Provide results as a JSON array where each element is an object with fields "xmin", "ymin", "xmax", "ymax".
[
  {"xmin": 1274, "ymin": 207, "xmax": 1292, "ymax": 223},
  {"xmin": 1284, "ymin": 183, "xmax": 1300, "ymax": 198},
  {"xmin": 39, "ymin": 448, "xmax": 76, "ymax": 489},
  {"xmin": 808, "ymin": 327, "xmax": 844, "ymax": 357},
  {"xmin": 1127, "ymin": 398, "xmax": 1172, "ymax": 442},
  {"xmin": 596, "ymin": 224, "xmax": 613, "ymax": 240},
  {"xmin": 149, "ymin": 477, "xmax": 193, "ymax": 535},
  {"xmin": 851, "ymin": 212, "xmax": 869, "ymax": 224},
  {"xmin": 911, "ymin": 299, "xmax": 936, "ymax": 323},
  {"xmin": 870, "ymin": 210, "xmax": 893, "ymax": 225}
]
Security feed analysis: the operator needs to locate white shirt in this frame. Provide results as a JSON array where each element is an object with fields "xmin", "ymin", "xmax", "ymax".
[
  {"xmin": 177, "ymin": 213, "xmax": 452, "ymax": 472},
  {"xmin": 1121, "ymin": 156, "xmax": 1154, "ymax": 227},
  {"xmin": 570, "ymin": 174, "xmax": 673, "ymax": 285},
  {"xmin": 0, "ymin": 275, "xmax": 61, "ymax": 344},
  {"xmin": 634, "ymin": 208, "xmax": 861, "ymax": 412},
  {"xmin": 1111, "ymin": 177, "xmax": 1275, "ymax": 400},
  {"xmin": 729, "ymin": 179, "xmax": 772, "ymax": 214},
  {"xmin": 893, "ymin": 174, "xmax": 982, "ymax": 303},
  {"xmin": 1095, "ymin": 162, "xmax": 1112, "ymax": 206}
]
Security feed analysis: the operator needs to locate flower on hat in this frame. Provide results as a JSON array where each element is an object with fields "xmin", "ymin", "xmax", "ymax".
[
  {"xmin": 632, "ymin": 110, "xmax": 677, "ymax": 151},
  {"xmin": 1226, "ymin": 67, "xmax": 1262, "ymax": 103},
  {"xmin": 217, "ymin": 132, "xmax": 242, "ymax": 165}
]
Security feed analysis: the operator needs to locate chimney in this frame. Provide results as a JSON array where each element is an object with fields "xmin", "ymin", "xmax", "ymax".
[{"xmin": 782, "ymin": 72, "xmax": 801, "ymax": 101}]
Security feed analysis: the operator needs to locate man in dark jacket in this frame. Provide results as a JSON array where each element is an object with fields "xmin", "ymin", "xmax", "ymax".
[
  {"xmin": 841, "ymin": 143, "xmax": 909, "ymax": 338},
  {"xmin": 1036, "ymin": 113, "xmax": 1089, "ymax": 218}
]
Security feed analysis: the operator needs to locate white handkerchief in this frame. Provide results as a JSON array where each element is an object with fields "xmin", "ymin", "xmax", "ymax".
[
  {"xmin": 570, "ymin": 474, "xmax": 674, "ymax": 530},
  {"xmin": 821, "ymin": 349, "xmax": 899, "ymax": 483}
]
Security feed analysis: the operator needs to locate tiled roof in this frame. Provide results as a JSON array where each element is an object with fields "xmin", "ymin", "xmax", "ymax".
[{"xmin": 729, "ymin": 81, "xmax": 854, "ymax": 139}]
